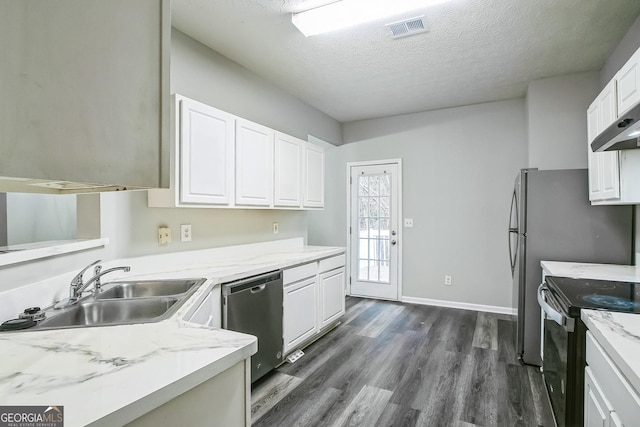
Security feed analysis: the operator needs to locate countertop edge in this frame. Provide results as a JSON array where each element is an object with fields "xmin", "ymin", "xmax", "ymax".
[
  {"xmin": 89, "ymin": 338, "xmax": 258, "ymax": 427},
  {"xmin": 581, "ymin": 309, "xmax": 640, "ymax": 395}
]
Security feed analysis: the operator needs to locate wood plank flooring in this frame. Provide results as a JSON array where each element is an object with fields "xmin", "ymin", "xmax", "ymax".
[{"xmin": 251, "ymin": 297, "xmax": 554, "ymax": 427}]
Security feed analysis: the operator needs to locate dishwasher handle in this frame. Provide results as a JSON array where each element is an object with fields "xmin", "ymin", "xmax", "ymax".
[
  {"xmin": 222, "ymin": 271, "xmax": 282, "ymax": 295},
  {"xmin": 251, "ymin": 284, "xmax": 266, "ymax": 293}
]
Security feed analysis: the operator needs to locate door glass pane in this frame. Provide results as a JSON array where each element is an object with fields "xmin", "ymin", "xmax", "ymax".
[
  {"xmin": 358, "ymin": 260, "xmax": 369, "ymax": 280},
  {"xmin": 357, "ymin": 173, "xmax": 392, "ymax": 284}
]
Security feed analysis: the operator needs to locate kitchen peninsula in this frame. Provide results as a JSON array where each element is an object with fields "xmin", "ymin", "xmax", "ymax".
[{"xmin": 0, "ymin": 238, "xmax": 344, "ymax": 426}]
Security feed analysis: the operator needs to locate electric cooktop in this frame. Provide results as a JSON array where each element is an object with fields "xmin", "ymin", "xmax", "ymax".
[{"xmin": 545, "ymin": 276, "xmax": 640, "ymax": 317}]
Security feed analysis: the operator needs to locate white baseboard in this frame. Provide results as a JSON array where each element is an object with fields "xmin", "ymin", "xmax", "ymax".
[{"xmin": 401, "ymin": 296, "xmax": 516, "ymax": 316}]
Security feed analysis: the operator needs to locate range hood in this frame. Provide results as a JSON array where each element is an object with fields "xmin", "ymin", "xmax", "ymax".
[{"xmin": 591, "ymin": 102, "xmax": 640, "ymax": 152}]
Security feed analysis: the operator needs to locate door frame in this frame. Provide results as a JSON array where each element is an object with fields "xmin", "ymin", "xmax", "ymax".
[{"xmin": 346, "ymin": 159, "xmax": 403, "ymax": 301}]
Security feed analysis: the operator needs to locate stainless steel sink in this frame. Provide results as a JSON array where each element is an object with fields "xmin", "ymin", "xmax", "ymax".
[
  {"xmin": 95, "ymin": 279, "xmax": 200, "ymax": 299},
  {"xmin": 38, "ymin": 298, "xmax": 178, "ymax": 328},
  {"xmin": 26, "ymin": 278, "xmax": 207, "ymax": 331}
]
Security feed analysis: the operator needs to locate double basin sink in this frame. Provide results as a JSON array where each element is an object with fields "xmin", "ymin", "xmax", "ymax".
[{"xmin": 34, "ymin": 279, "xmax": 206, "ymax": 330}]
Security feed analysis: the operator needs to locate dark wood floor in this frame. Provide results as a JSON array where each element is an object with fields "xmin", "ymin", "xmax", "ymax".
[{"xmin": 251, "ymin": 297, "xmax": 554, "ymax": 427}]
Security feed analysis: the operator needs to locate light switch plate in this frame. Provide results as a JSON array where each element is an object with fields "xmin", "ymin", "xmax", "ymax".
[{"xmin": 158, "ymin": 227, "xmax": 171, "ymax": 245}]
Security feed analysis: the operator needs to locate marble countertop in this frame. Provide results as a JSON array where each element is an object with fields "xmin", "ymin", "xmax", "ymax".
[
  {"xmin": 0, "ymin": 238, "xmax": 345, "ymax": 426},
  {"xmin": 581, "ymin": 310, "xmax": 640, "ymax": 395},
  {"xmin": 541, "ymin": 261, "xmax": 640, "ymax": 283}
]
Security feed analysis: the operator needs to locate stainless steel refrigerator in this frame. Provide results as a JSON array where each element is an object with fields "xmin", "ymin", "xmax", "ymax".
[{"xmin": 508, "ymin": 168, "xmax": 633, "ymax": 366}]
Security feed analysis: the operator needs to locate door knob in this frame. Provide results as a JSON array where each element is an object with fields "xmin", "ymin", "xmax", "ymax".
[
  {"xmin": 391, "ymin": 240, "xmax": 397, "ymax": 245},
  {"xmin": 391, "ymin": 230, "xmax": 397, "ymax": 236}
]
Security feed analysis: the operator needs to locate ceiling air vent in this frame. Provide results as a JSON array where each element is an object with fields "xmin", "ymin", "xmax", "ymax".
[{"xmin": 386, "ymin": 16, "xmax": 428, "ymax": 39}]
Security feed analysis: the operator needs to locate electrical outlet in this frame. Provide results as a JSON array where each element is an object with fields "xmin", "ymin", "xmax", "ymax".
[
  {"xmin": 444, "ymin": 275, "xmax": 452, "ymax": 286},
  {"xmin": 273, "ymin": 222, "xmax": 279, "ymax": 234},
  {"xmin": 158, "ymin": 227, "xmax": 171, "ymax": 245},
  {"xmin": 181, "ymin": 224, "xmax": 192, "ymax": 242},
  {"xmin": 404, "ymin": 218, "xmax": 414, "ymax": 227}
]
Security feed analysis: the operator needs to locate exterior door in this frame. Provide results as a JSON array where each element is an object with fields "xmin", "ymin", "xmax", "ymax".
[{"xmin": 349, "ymin": 161, "xmax": 401, "ymax": 300}]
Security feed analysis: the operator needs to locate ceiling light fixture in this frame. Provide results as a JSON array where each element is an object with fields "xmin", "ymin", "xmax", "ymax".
[{"xmin": 292, "ymin": 0, "xmax": 451, "ymax": 37}]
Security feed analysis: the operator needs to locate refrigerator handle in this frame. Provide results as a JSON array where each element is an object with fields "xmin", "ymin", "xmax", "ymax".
[
  {"xmin": 537, "ymin": 283, "xmax": 575, "ymax": 333},
  {"xmin": 508, "ymin": 189, "xmax": 519, "ymax": 275}
]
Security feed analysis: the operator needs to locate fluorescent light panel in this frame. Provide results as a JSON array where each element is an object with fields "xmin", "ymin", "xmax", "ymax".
[{"xmin": 292, "ymin": 0, "xmax": 450, "ymax": 37}]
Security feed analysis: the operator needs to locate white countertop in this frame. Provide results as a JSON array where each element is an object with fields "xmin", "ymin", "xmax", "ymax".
[
  {"xmin": 0, "ymin": 238, "xmax": 345, "ymax": 426},
  {"xmin": 541, "ymin": 261, "xmax": 640, "ymax": 283},
  {"xmin": 581, "ymin": 310, "xmax": 640, "ymax": 395},
  {"xmin": 541, "ymin": 261, "xmax": 640, "ymax": 397}
]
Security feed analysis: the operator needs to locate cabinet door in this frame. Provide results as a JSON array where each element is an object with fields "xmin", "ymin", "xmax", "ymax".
[
  {"xmin": 588, "ymin": 81, "xmax": 621, "ymax": 202},
  {"xmin": 274, "ymin": 133, "xmax": 303, "ymax": 207},
  {"xmin": 584, "ymin": 367, "xmax": 611, "ymax": 427},
  {"xmin": 319, "ymin": 267, "xmax": 345, "ymax": 329},
  {"xmin": 283, "ymin": 278, "xmax": 317, "ymax": 354},
  {"xmin": 600, "ymin": 152, "xmax": 621, "ymax": 200},
  {"xmin": 610, "ymin": 412, "xmax": 623, "ymax": 427},
  {"xmin": 180, "ymin": 98, "xmax": 235, "ymax": 205},
  {"xmin": 189, "ymin": 291, "xmax": 215, "ymax": 327},
  {"xmin": 600, "ymin": 80, "xmax": 618, "ymax": 130},
  {"xmin": 588, "ymin": 102, "xmax": 604, "ymax": 201},
  {"xmin": 303, "ymin": 143, "xmax": 325, "ymax": 208},
  {"xmin": 617, "ymin": 48, "xmax": 640, "ymax": 116},
  {"xmin": 235, "ymin": 119, "xmax": 274, "ymax": 206}
]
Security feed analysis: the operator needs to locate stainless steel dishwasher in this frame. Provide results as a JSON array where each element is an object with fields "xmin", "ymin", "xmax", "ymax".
[{"xmin": 222, "ymin": 270, "xmax": 283, "ymax": 383}]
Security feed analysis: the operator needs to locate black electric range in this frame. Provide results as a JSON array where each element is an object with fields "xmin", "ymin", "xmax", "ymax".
[
  {"xmin": 539, "ymin": 276, "xmax": 640, "ymax": 427},
  {"xmin": 547, "ymin": 276, "xmax": 640, "ymax": 316}
]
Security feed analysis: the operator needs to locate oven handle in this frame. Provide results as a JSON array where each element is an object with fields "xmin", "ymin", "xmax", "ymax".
[{"xmin": 537, "ymin": 283, "xmax": 575, "ymax": 333}]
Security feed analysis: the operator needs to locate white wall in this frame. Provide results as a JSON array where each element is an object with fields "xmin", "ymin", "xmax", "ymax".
[
  {"xmin": 309, "ymin": 99, "xmax": 527, "ymax": 309},
  {"xmin": 526, "ymin": 72, "xmax": 600, "ymax": 170},
  {"xmin": 6, "ymin": 193, "xmax": 76, "ymax": 245}
]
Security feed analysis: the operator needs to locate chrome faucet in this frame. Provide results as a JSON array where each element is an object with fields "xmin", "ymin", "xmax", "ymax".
[
  {"xmin": 55, "ymin": 260, "xmax": 131, "ymax": 309},
  {"xmin": 68, "ymin": 259, "xmax": 102, "ymax": 300},
  {"xmin": 72, "ymin": 265, "xmax": 131, "ymax": 300}
]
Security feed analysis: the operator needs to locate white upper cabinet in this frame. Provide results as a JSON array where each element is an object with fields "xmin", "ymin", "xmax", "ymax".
[
  {"xmin": 587, "ymin": 46, "xmax": 640, "ymax": 206},
  {"xmin": 235, "ymin": 119, "xmax": 274, "ymax": 207},
  {"xmin": 0, "ymin": 0, "xmax": 169, "ymax": 193},
  {"xmin": 303, "ymin": 143, "xmax": 325, "ymax": 208},
  {"xmin": 274, "ymin": 133, "xmax": 304, "ymax": 207},
  {"xmin": 588, "ymin": 81, "xmax": 621, "ymax": 202},
  {"xmin": 148, "ymin": 94, "xmax": 326, "ymax": 210},
  {"xmin": 616, "ymin": 47, "xmax": 640, "ymax": 116},
  {"xmin": 180, "ymin": 98, "xmax": 235, "ymax": 205}
]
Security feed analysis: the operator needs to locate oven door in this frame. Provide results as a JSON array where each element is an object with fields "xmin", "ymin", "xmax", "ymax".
[{"xmin": 537, "ymin": 283, "xmax": 582, "ymax": 427}]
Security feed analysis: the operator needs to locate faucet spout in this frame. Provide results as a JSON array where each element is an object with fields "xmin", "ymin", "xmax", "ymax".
[{"xmin": 73, "ymin": 266, "xmax": 131, "ymax": 300}]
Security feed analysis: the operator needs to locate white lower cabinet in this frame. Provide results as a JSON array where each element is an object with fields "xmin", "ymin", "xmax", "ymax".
[
  {"xmin": 187, "ymin": 287, "xmax": 221, "ymax": 328},
  {"xmin": 585, "ymin": 331, "xmax": 640, "ymax": 427},
  {"xmin": 283, "ymin": 276, "xmax": 318, "ymax": 354},
  {"xmin": 282, "ymin": 254, "xmax": 346, "ymax": 356},
  {"xmin": 584, "ymin": 367, "xmax": 612, "ymax": 427},
  {"xmin": 318, "ymin": 268, "xmax": 345, "ymax": 329}
]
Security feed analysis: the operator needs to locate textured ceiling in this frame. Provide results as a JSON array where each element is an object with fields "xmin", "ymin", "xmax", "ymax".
[{"xmin": 172, "ymin": 0, "xmax": 640, "ymax": 123}]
